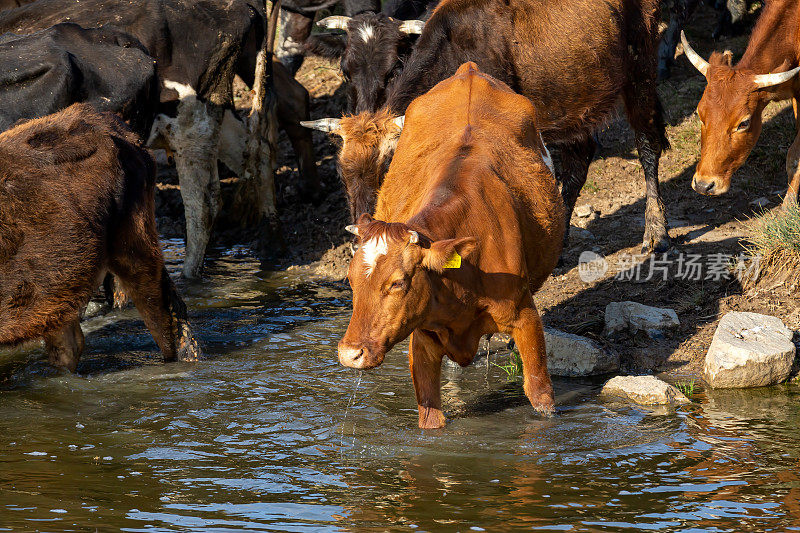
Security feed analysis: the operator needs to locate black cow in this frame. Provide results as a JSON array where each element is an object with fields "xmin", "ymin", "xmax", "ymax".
[
  {"xmin": 0, "ymin": 0, "xmax": 317, "ymax": 279},
  {"xmin": 0, "ymin": 23, "xmax": 158, "ymax": 137},
  {"xmin": 304, "ymin": 0, "xmax": 434, "ymax": 113},
  {"xmin": 658, "ymin": 0, "xmax": 758, "ymax": 79}
]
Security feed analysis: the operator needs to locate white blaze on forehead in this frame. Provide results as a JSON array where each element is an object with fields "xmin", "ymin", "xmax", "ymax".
[
  {"xmin": 358, "ymin": 24, "xmax": 375, "ymax": 42},
  {"xmin": 361, "ymin": 233, "xmax": 388, "ymax": 276}
]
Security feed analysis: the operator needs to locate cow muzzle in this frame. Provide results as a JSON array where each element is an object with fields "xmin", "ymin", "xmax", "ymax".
[
  {"xmin": 692, "ymin": 174, "xmax": 729, "ymax": 196},
  {"xmin": 337, "ymin": 341, "xmax": 385, "ymax": 369}
]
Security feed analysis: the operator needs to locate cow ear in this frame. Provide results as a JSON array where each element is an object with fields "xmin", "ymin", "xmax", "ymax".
[
  {"xmin": 356, "ymin": 213, "xmax": 374, "ymax": 225},
  {"xmin": 422, "ymin": 237, "xmax": 477, "ymax": 272},
  {"xmin": 304, "ymin": 33, "xmax": 347, "ymax": 60}
]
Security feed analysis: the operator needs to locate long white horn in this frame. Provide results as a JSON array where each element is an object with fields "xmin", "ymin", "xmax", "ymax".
[
  {"xmin": 393, "ymin": 115, "xmax": 405, "ymax": 130},
  {"xmin": 680, "ymin": 31, "xmax": 709, "ymax": 77},
  {"xmin": 300, "ymin": 118, "xmax": 342, "ymax": 133},
  {"xmin": 398, "ymin": 20, "xmax": 424, "ymax": 34},
  {"xmin": 753, "ymin": 66, "xmax": 800, "ymax": 89},
  {"xmin": 345, "ymin": 225, "xmax": 359, "ymax": 236},
  {"xmin": 317, "ymin": 15, "xmax": 351, "ymax": 31}
]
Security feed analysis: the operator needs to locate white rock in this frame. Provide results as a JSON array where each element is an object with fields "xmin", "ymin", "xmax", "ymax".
[
  {"xmin": 544, "ymin": 328, "xmax": 619, "ymax": 376},
  {"xmin": 704, "ymin": 312, "xmax": 796, "ymax": 388},
  {"xmin": 575, "ymin": 204, "xmax": 594, "ymax": 218},
  {"xmin": 601, "ymin": 375, "xmax": 690, "ymax": 405},
  {"xmin": 604, "ymin": 301, "xmax": 679, "ymax": 338},
  {"xmin": 750, "ymin": 197, "xmax": 770, "ymax": 209}
]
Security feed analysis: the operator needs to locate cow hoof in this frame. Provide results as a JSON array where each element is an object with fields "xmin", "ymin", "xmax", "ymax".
[
  {"xmin": 641, "ymin": 233, "xmax": 671, "ymax": 255},
  {"xmin": 418, "ymin": 407, "xmax": 446, "ymax": 429},
  {"xmin": 781, "ymin": 195, "xmax": 799, "ymax": 210},
  {"xmin": 176, "ymin": 322, "xmax": 201, "ymax": 363},
  {"xmin": 529, "ymin": 394, "xmax": 555, "ymax": 417}
]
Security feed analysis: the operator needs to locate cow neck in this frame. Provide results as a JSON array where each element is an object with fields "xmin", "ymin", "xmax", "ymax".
[{"xmin": 737, "ymin": 0, "xmax": 800, "ymax": 73}]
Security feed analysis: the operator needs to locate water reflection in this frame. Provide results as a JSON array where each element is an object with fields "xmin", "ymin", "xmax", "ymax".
[{"xmin": 1, "ymin": 244, "xmax": 799, "ymax": 531}]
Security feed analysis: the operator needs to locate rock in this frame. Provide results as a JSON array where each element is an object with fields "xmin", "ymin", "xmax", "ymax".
[
  {"xmin": 575, "ymin": 204, "xmax": 594, "ymax": 218},
  {"xmin": 604, "ymin": 301, "xmax": 679, "ymax": 338},
  {"xmin": 569, "ymin": 226, "xmax": 595, "ymax": 242},
  {"xmin": 544, "ymin": 328, "xmax": 619, "ymax": 376},
  {"xmin": 704, "ymin": 312, "xmax": 796, "ymax": 388},
  {"xmin": 601, "ymin": 375, "xmax": 690, "ymax": 405},
  {"xmin": 750, "ymin": 197, "xmax": 770, "ymax": 209}
]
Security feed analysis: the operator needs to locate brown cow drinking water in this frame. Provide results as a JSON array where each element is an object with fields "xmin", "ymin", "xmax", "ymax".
[
  {"xmin": 338, "ymin": 63, "xmax": 565, "ymax": 429},
  {"xmin": 681, "ymin": 0, "xmax": 800, "ymax": 206},
  {"xmin": 0, "ymin": 104, "xmax": 199, "ymax": 371}
]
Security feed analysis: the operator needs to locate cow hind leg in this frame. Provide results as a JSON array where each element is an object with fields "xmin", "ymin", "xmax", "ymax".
[
  {"xmin": 784, "ymin": 123, "xmax": 800, "ymax": 209},
  {"xmin": 658, "ymin": 0, "xmax": 702, "ymax": 79},
  {"xmin": 172, "ymin": 100, "xmax": 224, "ymax": 279},
  {"xmin": 44, "ymin": 317, "xmax": 84, "ymax": 372},
  {"xmin": 276, "ymin": 11, "xmax": 314, "ymax": 76},
  {"xmin": 624, "ymin": 63, "xmax": 671, "ymax": 254},
  {"xmin": 409, "ymin": 331, "xmax": 447, "ymax": 429},
  {"xmin": 555, "ymin": 136, "xmax": 596, "ymax": 259}
]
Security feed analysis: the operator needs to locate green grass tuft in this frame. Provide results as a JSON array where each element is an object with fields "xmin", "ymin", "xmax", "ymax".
[
  {"xmin": 492, "ymin": 349, "xmax": 524, "ymax": 379},
  {"xmin": 742, "ymin": 204, "xmax": 800, "ymax": 289},
  {"xmin": 674, "ymin": 380, "xmax": 696, "ymax": 397}
]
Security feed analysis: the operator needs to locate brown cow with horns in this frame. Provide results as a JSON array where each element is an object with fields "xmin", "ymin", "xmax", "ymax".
[
  {"xmin": 338, "ymin": 63, "xmax": 565, "ymax": 429},
  {"xmin": 681, "ymin": 0, "xmax": 800, "ymax": 205},
  {"xmin": 0, "ymin": 104, "xmax": 199, "ymax": 371}
]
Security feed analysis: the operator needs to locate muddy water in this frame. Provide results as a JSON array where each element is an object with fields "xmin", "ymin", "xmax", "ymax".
[{"xmin": 1, "ymin": 243, "xmax": 800, "ymax": 532}]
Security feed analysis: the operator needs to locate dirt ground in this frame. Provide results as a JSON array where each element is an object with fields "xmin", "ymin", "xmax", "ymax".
[{"xmin": 154, "ymin": 3, "xmax": 799, "ymax": 380}]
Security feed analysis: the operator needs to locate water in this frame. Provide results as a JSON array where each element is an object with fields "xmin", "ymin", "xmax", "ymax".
[{"xmin": 2, "ymin": 244, "xmax": 800, "ymax": 532}]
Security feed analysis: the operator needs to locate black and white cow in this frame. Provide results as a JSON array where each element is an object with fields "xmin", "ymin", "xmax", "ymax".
[
  {"xmin": 0, "ymin": 23, "xmax": 158, "ymax": 137},
  {"xmin": 0, "ymin": 0, "xmax": 317, "ymax": 278},
  {"xmin": 276, "ymin": 0, "xmax": 380, "ymax": 75}
]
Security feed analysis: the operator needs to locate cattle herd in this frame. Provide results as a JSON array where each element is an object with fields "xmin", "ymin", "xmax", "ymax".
[{"xmin": 0, "ymin": 0, "xmax": 798, "ymax": 428}]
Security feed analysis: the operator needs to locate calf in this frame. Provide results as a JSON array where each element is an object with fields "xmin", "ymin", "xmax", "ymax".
[
  {"xmin": 305, "ymin": 0, "xmax": 670, "ymax": 254},
  {"xmin": 338, "ymin": 63, "xmax": 565, "ymax": 429},
  {"xmin": 681, "ymin": 0, "xmax": 800, "ymax": 206},
  {"xmin": 0, "ymin": 104, "xmax": 199, "ymax": 372},
  {"xmin": 305, "ymin": 7, "xmax": 429, "ymax": 113}
]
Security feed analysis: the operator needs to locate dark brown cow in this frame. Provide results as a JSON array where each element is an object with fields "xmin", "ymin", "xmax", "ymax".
[
  {"xmin": 338, "ymin": 63, "xmax": 565, "ymax": 429},
  {"xmin": 305, "ymin": 0, "xmax": 670, "ymax": 255},
  {"xmin": 681, "ymin": 0, "xmax": 800, "ymax": 206},
  {"xmin": 0, "ymin": 104, "xmax": 199, "ymax": 371}
]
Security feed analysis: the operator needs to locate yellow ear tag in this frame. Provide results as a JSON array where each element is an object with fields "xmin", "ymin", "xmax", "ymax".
[{"xmin": 443, "ymin": 250, "xmax": 462, "ymax": 269}]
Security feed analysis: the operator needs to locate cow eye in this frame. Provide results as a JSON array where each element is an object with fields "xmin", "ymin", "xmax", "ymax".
[
  {"xmin": 736, "ymin": 118, "xmax": 751, "ymax": 132},
  {"xmin": 389, "ymin": 279, "xmax": 407, "ymax": 292}
]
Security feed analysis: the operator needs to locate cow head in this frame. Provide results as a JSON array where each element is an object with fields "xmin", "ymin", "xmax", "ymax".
[
  {"xmin": 681, "ymin": 32, "xmax": 800, "ymax": 195},
  {"xmin": 305, "ymin": 13, "xmax": 424, "ymax": 113},
  {"xmin": 301, "ymin": 110, "xmax": 405, "ymax": 221},
  {"xmin": 338, "ymin": 214, "xmax": 477, "ymax": 369}
]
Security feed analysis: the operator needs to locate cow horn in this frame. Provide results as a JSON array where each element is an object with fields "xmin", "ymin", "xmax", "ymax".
[
  {"xmin": 398, "ymin": 20, "xmax": 424, "ymax": 34},
  {"xmin": 680, "ymin": 31, "xmax": 709, "ymax": 77},
  {"xmin": 393, "ymin": 115, "xmax": 405, "ymax": 130},
  {"xmin": 345, "ymin": 225, "xmax": 359, "ymax": 236},
  {"xmin": 300, "ymin": 118, "xmax": 342, "ymax": 133},
  {"xmin": 317, "ymin": 15, "xmax": 351, "ymax": 31},
  {"xmin": 753, "ymin": 66, "xmax": 800, "ymax": 89},
  {"xmin": 408, "ymin": 230, "xmax": 419, "ymax": 244}
]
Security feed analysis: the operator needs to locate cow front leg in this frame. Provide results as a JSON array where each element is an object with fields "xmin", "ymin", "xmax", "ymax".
[
  {"xmin": 409, "ymin": 331, "xmax": 446, "ymax": 429},
  {"xmin": 172, "ymin": 100, "xmax": 223, "ymax": 279},
  {"xmin": 511, "ymin": 302, "xmax": 554, "ymax": 416},
  {"xmin": 44, "ymin": 317, "xmax": 84, "ymax": 372},
  {"xmin": 657, "ymin": 0, "xmax": 701, "ymax": 79}
]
